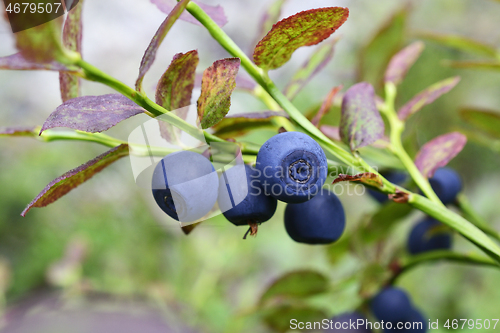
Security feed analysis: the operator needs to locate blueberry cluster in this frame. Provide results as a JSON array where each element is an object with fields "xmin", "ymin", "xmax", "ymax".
[
  {"xmin": 151, "ymin": 132, "xmax": 346, "ymax": 243},
  {"xmin": 370, "ymin": 287, "xmax": 427, "ymax": 332}
]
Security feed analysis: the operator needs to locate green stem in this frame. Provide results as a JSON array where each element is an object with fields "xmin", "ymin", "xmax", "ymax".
[
  {"xmin": 409, "ymin": 193, "xmax": 500, "ymax": 263},
  {"xmin": 381, "ymin": 82, "xmax": 443, "ymax": 206},
  {"xmin": 456, "ymin": 193, "xmax": 500, "ymax": 241},
  {"xmin": 391, "ymin": 250, "xmax": 499, "ymax": 283}
]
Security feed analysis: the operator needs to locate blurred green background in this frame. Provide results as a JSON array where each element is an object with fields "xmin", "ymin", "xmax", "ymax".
[{"xmin": 1, "ymin": 0, "xmax": 500, "ymax": 332}]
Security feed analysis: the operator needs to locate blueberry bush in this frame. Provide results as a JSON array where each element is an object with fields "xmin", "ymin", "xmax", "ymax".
[{"xmin": 1, "ymin": 0, "xmax": 500, "ymax": 332}]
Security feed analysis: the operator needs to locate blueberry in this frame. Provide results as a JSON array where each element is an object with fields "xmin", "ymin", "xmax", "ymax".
[
  {"xmin": 256, "ymin": 132, "xmax": 328, "ymax": 203},
  {"xmin": 384, "ymin": 308, "xmax": 427, "ymax": 332},
  {"xmin": 284, "ymin": 189, "xmax": 345, "ymax": 244},
  {"xmin": 324, "ymin": 312, "xmax": 372, "ymax": 332},
  {"xmin": 407, "ymin": 217, "xmax": 452, "ymax": 255},
  {"xmin": 218, "ymin": 164, "xmax": 278, "ymax": 226},
  {"xmin": 428, "ymin": 167, "xmax": 462, "ymax": 205},
  {"xmin": 367, "ymin": 171, "xmax": 407, "ymax": 203},
  {"xmin": 151, "ymin": 150, "xmax": 219, "ymax": 222},
  {"xmin": 370, "ymin": 287, "xmax": 413, "ymax": 324}
]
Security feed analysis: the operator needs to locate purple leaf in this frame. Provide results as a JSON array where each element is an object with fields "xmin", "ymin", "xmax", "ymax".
[
  {"xmin": 156, "ymin": 50, "xmax": 199, "ymax": 142},
  {"xmin": 253, "ymin": 7, "xmax": 348, "ymax": 70},
  {"xmin": 195, "ymin": 73, "xmax": 256, "ymax": 91},
  {"xmin": 60, "ymin": 0, "xmax": 84, "ymax": 102},
  {"xmin": 197, "ymin": 58, "xmax": 240, "ymax": 129},
  {"xmin": 213, "ymin": 111, "xmax": 288, "ymax": 139},
  {"xmin": 40, "ymin": 94, "xmax": 145, "ymax": 134},
  {"xmin": 284, "ymin": 38, "xmax": 338, "ymax": 100},
  {"xmin": 21, "ymin": 144, "xmax": 129, "ymax": 217},
  {"xmin": 414, "ymin": 132, "xmax": 467, "ymax": 178},
  {"xmin": 340, "ymin": 82, "xmax": 384, "ymax": 151},
  {"xmin": 398, "ymin": 76, "xmax": 460, "ymax": 121},
  {"xmin": 151, "ymin": 0, "xmax": 227, "ymax": 27},
  {"xmin": 0, "ymin": 126, "xmax": 38, "ymax": 137},
  {"xmin": 385, "ymin": 41, "xmax": 424, "ymax": 85},
  {"xmin": 136, "ymin": 0, "xmax": 191, "ymax": 91},
  {"xmin": 0, "ymin": 53, "xmax": 71, "ymax": 71},
  {"xmin": 319, "ymin": 125, "xmax": 341, "ymax": 141}
]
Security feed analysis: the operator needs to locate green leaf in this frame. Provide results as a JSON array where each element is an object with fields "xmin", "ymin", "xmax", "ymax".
[
  {"xmin": 398, "ymin": 76, "xmax": 460, "ymax": 121},
  {"xmin": 262, "ymin": 305, "xmax": 327, "ymax": 333},
  {"xmin": 260, "ymin": 270, "xmax": 329, "ymax": 305},
  {"xmin": 385, "ymin": 41, "xmax": 425, "ymax": 85},
  {"xmin": 212, "ymin": 111, "xmax": 288, "ymax": 139},
  {"xmin": 21, "ymin": 144, "xmax": 129, "ymax": 216},
  {"xmin": 340, "ymin": 82, "xmax": 384, "ymax": 151},
  {"xmin": 461, "ymin": 108, "xmax": 500, "ymax": 140},
  {"xmin": 253, "ymin": 7, "xmax": 348, "ymax": 70},
  {"xmin": 59, "ymin": 0, "xmax": 84, "ymax": 102},
  {"xmin": 443, "ymin": 60, "xmax": 500, "ymax": 71},
  {"xmin": 136, "ymin": 0, "xmax": 191, "ymax": 91},
  {"xmin": 414, "ymin": 132, "xmax": 467, "ymax": 178},
  {"xmin": 254, "ymin": 0, "xmax": 288, "ymax": 43},
  {"xmin": 197, "ymin": 58, "xmax": 240, "ymax": 129},
  {"xmin": 418, "ymin": 32, "xmax": 498, "ymax": 58},
  {"xmin": 358, "ymin": 8, "xmax": 407, "ymax": 87},
  {"xmin": 284, "ymin": 39, "xmax": 338, "ymax": 100}
]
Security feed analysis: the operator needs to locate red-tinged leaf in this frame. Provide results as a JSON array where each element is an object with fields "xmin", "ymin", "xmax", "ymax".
[
  {"xmin": 21, "ymin": 144, "xmax": 129, "ymax": 216},
  {"xmin": 332, "ymin": 172, "xmax": 383, "ymax": 188},
  {"xmin": 358, "ymin": 8, "xmax": 407, "ymax": 87},
  {"xmin": 60, "ymin": 0, "xmax": 83, "ymax": 102},
  {"xmin": 254, "ymin": 0, "xmax": 288, "ymax": 45},
  {"xmin": 385, "ymin": 41, "xmax": 425, "ymax": 85},
  {"xmin": 311, "ymin": 85, "xmax": 342, "ymax": 127},
  {"xmin": 398, "ymin": 76, "xmax": 460, "ymax": 121},
  {"xmin": 0, "ymin": 126, "xmax": 38, "ymax": 137},
  {"xmin": 443, "ymin": 60, "xmax": 500, "ymax": 71},
  {"xmin": 284, "ymin": 38, "xmax": 338, "ymax": 100},
  {"xmin": 319, "ymin": 125, "xmax": 341, "ymax": 141},
  {"xmin": 195, "ymin": 73, "xmax": 256, "ymax": 91},
  {"xmin": 460, "ymin": 108, "xmax": 500, "ymax": 140},
  {"xmin": 136, "ymin": 0, "xmax": 191, "ymax": 91},
  {"xmin": 414, "ymin": 132, "xmax": 467, "ymax": 178},
  {"xmin": 14, "ymin": 15, "xmax": 65, "ymax": 63},
  {"xmin": 151, "ymin": 0, "xmax": 227, "ymax": 27},
  {"xmin": 418, "ymin": 32, "xmax": 498, "ymax": 58},
  {"xmin": 40, "ymin": 94, "xmax": 145, "ymax": 134},
  {"xmin": 197, "ymin": 58, "xmax": 240, "ymax": 129},
  {"xmin": 156, "ymin": 50, "xmax": 198, "ymax": 142},
  {"xmin": 340, "ymin": 82, "xmax": 384, "ymax": 151},
  {"xmin": 253, "ymin": 7, "xmax": 348, "ymax": 70},
  {"xmin": 0, "ymin": 53, "xmax": 72, "ymax": 71},
  {"xmin": 212, "ymin": 111, "xmax": 288, "ymax": 139}
]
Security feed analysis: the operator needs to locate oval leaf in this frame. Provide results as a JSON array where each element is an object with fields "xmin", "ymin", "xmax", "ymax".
[
  {"xmin": 284, "ymin": 38, "xmax": 338, "ymax": 100},
  {"xmin": 197, "ymin": 58, "xmax": 240, "ymax": 129},
  {"xmin": 0, "ymin": 53, "xmax": 72, "ymax": 71},
  {"xmin": 60, "ymin": 0, "xmax": 84, "ymax": 102},
  {"xmin": 398, "ymin": 76, "xmax": 460, "ymax": 121},
  {"xmin": 414, "ymin": 132, "xmax": 467, "ymax": 178},
  {"xmin": 21, "ymin": 144, "xmax": 129, "ymax": 216},
  {"xmin": 40, "ymin": 94, "xmax": 145, "ymax": 134},
  {"xmin": 461, "ymin": 108, "xmax": 500, "ymax": 140},
  {"xmin": 253, "ymin": 7, "xmax": 348, "ymax": 70},
  {"xmin": 340, "ymin": 82, "xmax": 384, "ymax": 151},
  {"xmin": 151, "ymin": 0, "xmax": 227, "ymax": 27},
  {"xmin": 136, "ymin": 0, "xmax": 191, "ymax": 91},
  {"xmin": 385, "ymin": 41, "xmax": 425, "ymax": 85},
  {"xmin": 260, "ymin": 270, "xmax": 329, "ymax": 305},
  {"xmin": 213, "ymin": 111, "xmax": 288, "ymax": 139}
]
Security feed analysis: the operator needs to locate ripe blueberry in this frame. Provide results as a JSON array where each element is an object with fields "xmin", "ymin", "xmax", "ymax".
[
  {"xmin": 256, "ymin": 132, "xmax": 328, "ymax": 203},
  {"xmin": 407, "ymin": 217, "xmax": 452, "ymax": 255},
  {"xmin": 218, "ymin": 164, "xmax": 278, "ymax": 226},
  {"xmin": 367, "ymin": 171, "xmax": 407, "ymax": 203},
  {"xmin": 284, "ymin": 189, "xmax": 345, "ymax": 244},
  {"xmin": 428, "ymin": 167, "xmax": 462, "ymax": 205},
  {"xmin": 370, "ymin": 287, "xmax": 413, "ymax": 324},
  {"xmin": 325, "ymin": 312, "xmax": 372, "ymax": 332},
  {"xmin": 151, "ymin": 150, "xmax": 219, "ymax": 222}
]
